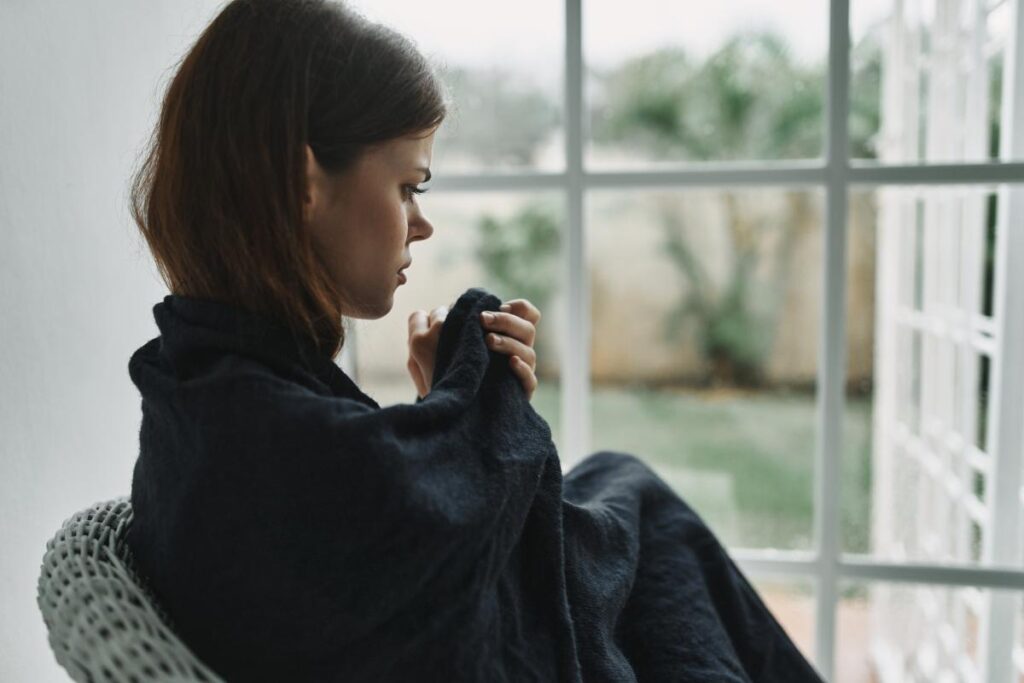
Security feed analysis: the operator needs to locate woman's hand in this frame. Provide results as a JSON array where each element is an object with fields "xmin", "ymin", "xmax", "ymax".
[
  {"xmin": 407, "ymin": 298, "xmax": 541, "ymax": 401},
  {"xmin": 479, "ymin": 299, "xmax": 540, "ymax": 401},
  {"xmin": 407, "ymin": 304, "xmax": 452, "ymax": 399}
]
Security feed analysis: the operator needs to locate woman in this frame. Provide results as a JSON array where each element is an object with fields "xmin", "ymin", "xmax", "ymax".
[{"xmin": 126, "ymin": 1, "xmax": 824, "ymax": 681}]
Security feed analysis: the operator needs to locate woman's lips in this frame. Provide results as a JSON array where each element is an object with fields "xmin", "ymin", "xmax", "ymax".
[{"xmin": 397, "ymin": 271, "xmax": 407, "ymax": 284}]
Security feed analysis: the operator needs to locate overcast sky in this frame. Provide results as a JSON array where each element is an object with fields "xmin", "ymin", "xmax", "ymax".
[{"xmin": 348, "ymin": 0, "xmax": 895, "ymax": 74}]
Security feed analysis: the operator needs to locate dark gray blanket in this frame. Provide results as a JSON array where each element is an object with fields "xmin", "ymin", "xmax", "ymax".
[{"xmin": 127, "ymin": 285, "xmax": 823, "ymax": 682}]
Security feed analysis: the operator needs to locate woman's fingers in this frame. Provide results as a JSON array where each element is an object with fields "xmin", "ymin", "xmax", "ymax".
[
  {"xmin": 407, "ymin": 309, "xmax": 429, "ymax": 337},
  {"xmin": 428, "ymin": 305, "xmax": 448, "ymax": 328},
  {"xmin": 407, "ymin": 355, "xmax": 427, "ymax": 398},
  {"xmin": 407, "ymin": 306, "xmax": 448, "ymax": 398},
  {"xmin": 479, "ymin": 310, "xmax": 536, "ymax": 347},
  {"xmin": 498, "ymin": 299, "xmax": 541, "ymax": 326},
  {"xmin": 484, "ymin": 332, "xmax": 536, "ymax": 371},
  {"xmin": 508, "ymin": 354, "xmax": 538, "ymax": 400},
  {"xmin": 479, "ymin": 299, "xmax": 540, "ymax": 399},
  {"xmin": 408, "ymin": 307, "xmax": 447, "ymax": 349},
  {"xmin": 413, "ymin": 300, "xmax": 540, "ymax": 398}
]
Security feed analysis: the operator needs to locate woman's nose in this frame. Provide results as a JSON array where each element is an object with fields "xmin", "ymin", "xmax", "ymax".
[{"xmin": 410, "ymin": 215, "xmax": 433, "ymax": 242}]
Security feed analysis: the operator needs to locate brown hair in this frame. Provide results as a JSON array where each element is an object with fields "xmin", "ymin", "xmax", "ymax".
[{"xmin": 129, "ymin": 0, "xmax": 449, "ymax": 359}]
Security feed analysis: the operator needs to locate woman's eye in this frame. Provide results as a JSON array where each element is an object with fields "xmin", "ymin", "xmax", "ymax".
[{"xmin": 403, "ymin": 184, "xmax": 429, "ymax": 200}]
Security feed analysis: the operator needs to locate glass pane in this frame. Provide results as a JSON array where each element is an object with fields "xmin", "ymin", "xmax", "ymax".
[
  {"xmin": 587, "ymin": 187, "xmax": 824, "ymax": 551},
  {"xmin": 348, "ymin": 0, "xmax": 564, "ymax": 173},
  {"xmin": 836, "ymin": 581, "xmax": 1021, "ymax": 682},
  {"xmin": 353, "ymin": 191, "xmax": 564, "ymax": 454},
  {"xmin": 585, "ymin": 0, "xmax": 827, "ymax": 167},
  {"xmin": 1017, "ymin": 591, "xmax": 1024, "ymax": 682},
  {"xmin": 850, "ymin": 0, "xmax": 1020, "ymax": 162},
  {"xmin": 843, "ymin": 185, "xmax": 1019, "ymax": 564},
  {"xmin": 749, "ymin": 577, "xmax": 817, "ymax": 667}
]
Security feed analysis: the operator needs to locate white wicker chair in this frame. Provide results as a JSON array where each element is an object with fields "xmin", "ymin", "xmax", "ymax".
[{"xmin": 36, "ymin": 497, "xmax": 225, "ymax": 682}]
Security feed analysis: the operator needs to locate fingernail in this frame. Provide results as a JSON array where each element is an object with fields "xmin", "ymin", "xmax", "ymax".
[
  {"xmin": 491, "ymin": 334, "xmax": 502, "ymax": 345},
  {"xmin": 481, "ymin": 312, "xmax": 494, "ymax": 323},
  {"xmin": 499, "ymin": 303, "xmax": 511, "ymax": 311}
]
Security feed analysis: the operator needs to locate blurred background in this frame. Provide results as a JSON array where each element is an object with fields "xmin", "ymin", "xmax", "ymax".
[{"xmin": 2, "ymin": 0, "xmax": 1022, "ymax": 681}]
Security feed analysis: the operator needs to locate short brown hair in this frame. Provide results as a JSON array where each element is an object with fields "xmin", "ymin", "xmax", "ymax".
[{"xmin": 129, "ymin": 0, "xmax": 449, "ymax": 359}]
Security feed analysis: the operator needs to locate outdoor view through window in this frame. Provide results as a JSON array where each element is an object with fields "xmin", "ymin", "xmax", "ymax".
[{"xmin": 345, "ymin": 1, "xmax": 1024, "ymax": 681}]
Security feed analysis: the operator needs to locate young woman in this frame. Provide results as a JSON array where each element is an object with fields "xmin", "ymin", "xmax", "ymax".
[{"xmin": 125, "ymin": 1, "xmax": 823, "ymax": 681}]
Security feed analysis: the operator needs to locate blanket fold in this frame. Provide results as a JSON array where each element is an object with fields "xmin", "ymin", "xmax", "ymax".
[{"xmin": 126, "ymin": 285, "xmax": 822, "ymax": 682}]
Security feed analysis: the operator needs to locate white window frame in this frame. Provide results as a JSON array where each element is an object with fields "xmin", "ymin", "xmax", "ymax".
[{"xmin": 344, "ymin": 0, "xmax": 1024, "ymax": 679}]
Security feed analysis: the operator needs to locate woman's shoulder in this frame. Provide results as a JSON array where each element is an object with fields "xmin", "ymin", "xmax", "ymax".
[{"xmin": 179, "ymin": 353, "xmax": 378, "ymax": 432}]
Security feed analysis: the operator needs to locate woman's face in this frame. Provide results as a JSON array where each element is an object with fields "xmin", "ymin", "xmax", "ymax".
[{"xmin": 302, "ymin": 128, "xmax": 436, "ymax": 319}]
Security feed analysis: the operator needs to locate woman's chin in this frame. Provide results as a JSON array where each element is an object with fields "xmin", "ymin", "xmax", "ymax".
[{"xmin": 339, "ymin": 291, "xmax": 394, "ymax": 320}]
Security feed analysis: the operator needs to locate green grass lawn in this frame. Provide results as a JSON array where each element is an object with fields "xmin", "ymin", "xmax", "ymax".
[{"xmin": 530, "ymin": 382, "xmax": 873, "ymax": 553}]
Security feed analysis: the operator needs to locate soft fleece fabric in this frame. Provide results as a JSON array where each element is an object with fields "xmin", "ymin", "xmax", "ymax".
[{"xmin": 126, "ymin": 286, "xmax": 823, "ymax": 682}]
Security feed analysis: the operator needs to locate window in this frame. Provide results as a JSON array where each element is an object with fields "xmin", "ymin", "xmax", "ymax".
[{"xmin": 346, "ymin": 0, "xmax": 1024, "ymax": 679}]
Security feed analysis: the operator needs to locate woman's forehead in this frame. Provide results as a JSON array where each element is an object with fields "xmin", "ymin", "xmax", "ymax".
[{"xmin": 375, "ymin": 134, "xmax": 433, "ymax": 171}]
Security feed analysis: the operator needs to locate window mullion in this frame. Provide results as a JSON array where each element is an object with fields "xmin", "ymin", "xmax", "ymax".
[
  {"xmin": 561, "ymin": 0, "xmax": 588, "ymax": 472},
  {"xmin": 815, "ymin": 0, "xmax": 852, "ymax": 679},
  {"xmin": 426, "ymin": 161, "xmax": 1024, "ymax": 193}
]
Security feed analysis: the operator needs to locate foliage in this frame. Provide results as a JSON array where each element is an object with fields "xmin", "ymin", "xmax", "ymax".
[
  {"xmin": 588, "ymin": 30, "xmax": 881, "ymax": 385},
  {"xmin": 435, "ymin": 64, "xmax": 561, "ymax": 167},
  {"xmin": 447, "ymin": 28, "xmax": 884, "ymax": 386},
  {"xmin": 474, "ymin": 202, "xmax": 562, "ymax": 375},
  {"xmin": 850, "ymin": 25, "xmax": 883, "ymax": 158},
  {"xmin": 591, "ymin": 32, "xmax": 825, "ymax": 161}
]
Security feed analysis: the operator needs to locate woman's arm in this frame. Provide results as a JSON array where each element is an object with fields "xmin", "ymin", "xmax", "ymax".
[{"xmin": 196, "ymin": 287, "xmax": 548, "ymax": 630}]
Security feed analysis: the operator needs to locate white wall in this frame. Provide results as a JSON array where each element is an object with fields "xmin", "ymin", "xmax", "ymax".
[{"xmin": 0, "ymin": 2, "xmax": 228, "ymax": 679}]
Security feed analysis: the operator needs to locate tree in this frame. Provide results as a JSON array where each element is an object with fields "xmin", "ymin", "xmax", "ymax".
[
  {"xmin": 591, "ymin": 31, "xmax": 881, "ymax": 386},
  {"xmin": 474, "ymin": 202, "xmax": 562, "ymax": 378},
  {"xmin": 434, "ymin": 64, "xmax": 560, "ymax": 167}
]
